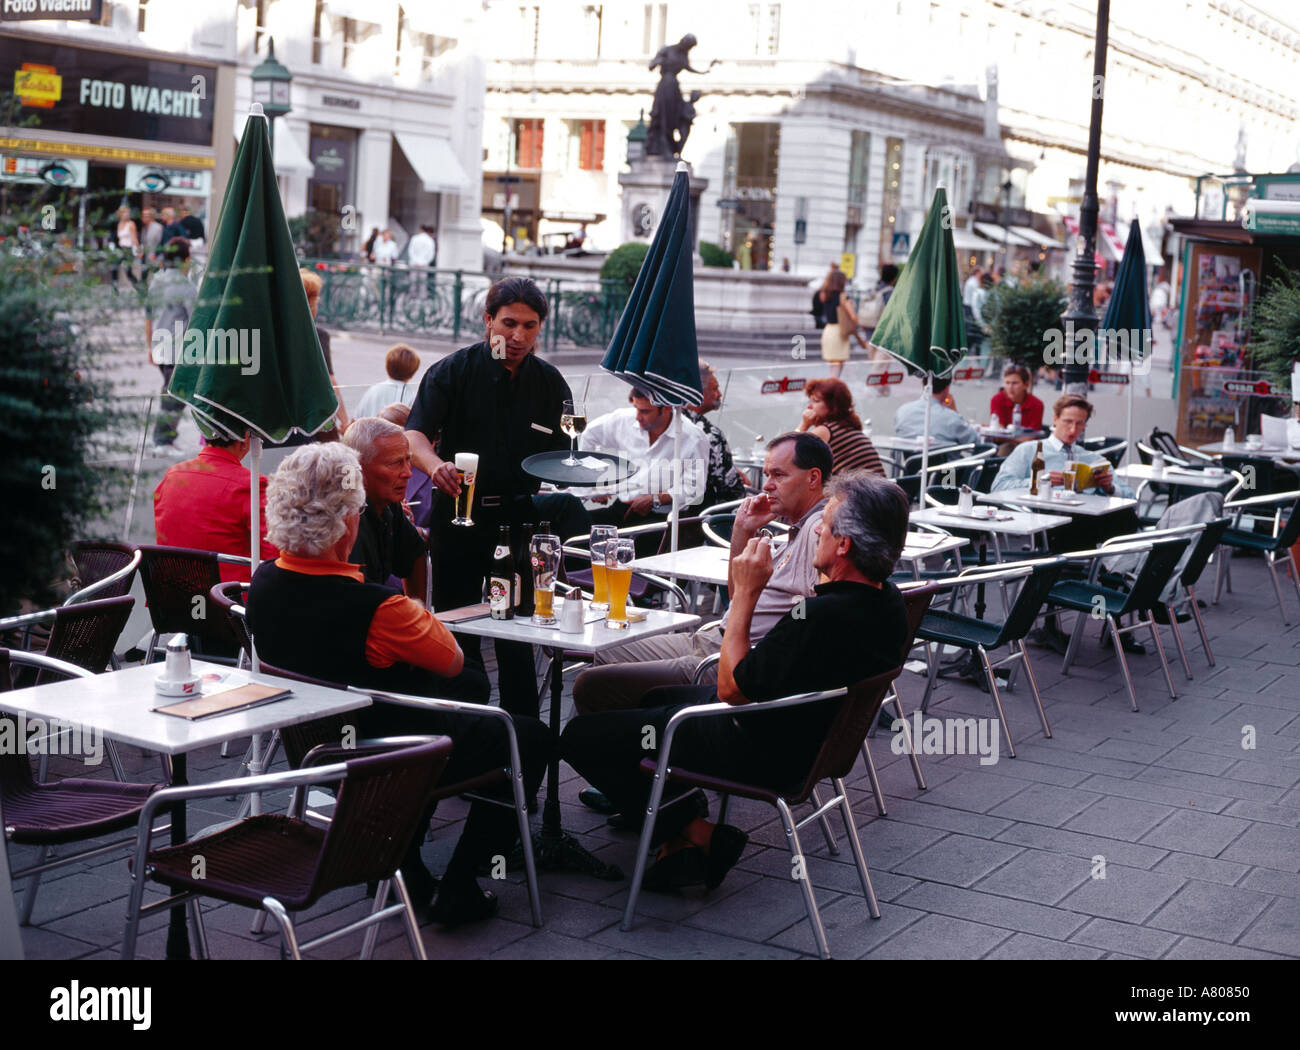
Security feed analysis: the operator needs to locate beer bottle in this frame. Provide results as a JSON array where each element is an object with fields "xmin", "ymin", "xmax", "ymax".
[
  {"xmin": 489, "ymin": 525, "xmax": 515, "ymax": 620},
  {"xmin": 1029, "ymin": 440, "xmax": 1045, "ymax": 495},
  {"xmin": 515, "ymin": 523, "xmax": 535, "ymax": 616}
]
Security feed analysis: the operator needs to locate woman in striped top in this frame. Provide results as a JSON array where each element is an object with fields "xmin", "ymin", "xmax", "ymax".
[{"xmin": 797, "ymin": 378, "xmax": 885, "ymax": 477}]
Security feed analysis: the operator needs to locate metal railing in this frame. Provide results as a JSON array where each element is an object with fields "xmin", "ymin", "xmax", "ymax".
[{"xmin": 300, "ymin": 259, "xmax": 630, "ymax": 349}]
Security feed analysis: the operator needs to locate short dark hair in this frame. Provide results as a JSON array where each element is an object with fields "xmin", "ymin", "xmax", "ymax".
[
  {"xmin": 385, "ymin": 343, "xmax": 420, "ymax": 381},
  {"xmin": 205, "ymin": 431, "xmax": 245, "ymax": 448},
  {"xmin": 163, "ymin": 236, "xmax": 190, "ymax": 263},
  {"xmin": 485, "ymin": 276, "xmax": 549, "ymax": 322},
  {"xmin": 1002, "ymin": 363, "xmax": 1031, "ymax": 384},
  {"xmin": 767, "ymin": 431, "xmax": 832, "ymax": 485},
  {"xmin": 880, "ymin": 264, "xmax": 900, "ymax": 285},
  {"xmin": 629, "ymin": 385, "xmax": 654, "ymax": 402},
  {"xmin": 829, "ymin": 472, "xmax": 910, "ymax": 581},
  {"xmin": 931, "ymin": 377, "xmax": 952, "ymax": 396},
  {"xmin": 1053, "ymin": 393, "xmax": 1094, "ymax": 420}
]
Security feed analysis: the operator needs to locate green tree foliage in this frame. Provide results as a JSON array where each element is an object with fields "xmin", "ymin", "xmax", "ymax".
[
  {"xmin": 600, "ymin": 241, "xmax": 650, "ymax": 291},
  {"xmin": 0, "ymin": 250, "xmax": 132, "ymax": 614},
  {"xmin": 287, "ymin": 209, "xmax": 341, "ymax": 258},
  {"xmin": 699, "ymin": 240, "xmax": 734, "ymax": 268},
  {"xmin": 985, "ymin": 276, "xmax": 1069, "ymax": 369},
  {"xmin": 1249, "ymin": 262, "xmax": 1300, "ymax": 385}
]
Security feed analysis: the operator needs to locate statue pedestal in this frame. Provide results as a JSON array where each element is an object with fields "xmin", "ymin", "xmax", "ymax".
[{"xmin": 618, "ymin": 157, "xmax": 708, "ymax": 257}]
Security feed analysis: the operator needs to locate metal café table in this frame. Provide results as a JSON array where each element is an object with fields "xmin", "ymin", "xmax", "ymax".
[
  {"xmin": 979, "ymin": 488, "xmax": 1138, "ymax": 518},
  {"xmin": 1117, "ymin": 463, "xmax": 1240, "ymax": 506},
  {"xmin": 446, "ymin": 599, "xmax": 699, "ymax": 880},
  {"xmin": 0, "ymin": 660, "xmax": 371, "ymax": 960}
]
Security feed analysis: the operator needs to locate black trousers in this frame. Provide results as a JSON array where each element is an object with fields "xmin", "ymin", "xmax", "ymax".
[
  {"xmin": 358, "ymin": 689, "xmax": 552, "ymax": 889},
  {"xmin": 559, "ymin": 685, "xmax": 811, "ymax": 844}
]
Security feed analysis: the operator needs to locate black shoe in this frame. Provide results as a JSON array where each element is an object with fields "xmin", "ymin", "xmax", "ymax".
[
  {"xmin": 704, "ymin": 824, "xmax": 748, "ymax": 890},
  {"xmin": 578, "ymin": 787, "xmax": 616, "ymax": 814},
  {"xmin": 1151, "ymin": 606, "xmax": 1192, "ymax": 625},
  {"xmin": 1029, "ymin": 626, "xmax": 1069, "ymax": 655},
  {"xmin": 642, "ymin": 846, "xmax": 707, "ymax": 893},
  {"xmin": 877, "ymin": 707, "xmax": 898, "ymax": 731},
  {"xmin": 1102, "ymin": 631, "xmax": 1146, "ymax": 655},
  {"xmin": 427, "ymin": 883, "xmax": 499, "ymax": 926}
]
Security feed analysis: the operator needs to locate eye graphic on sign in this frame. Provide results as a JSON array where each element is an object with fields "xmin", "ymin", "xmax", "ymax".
[
  {"xmin": 39, "ymin": 162, "xmax": 75, "ymax": 187},
  {"xmin": 138, "ymin": 170, "xmax": 171, "ymax": 193}
]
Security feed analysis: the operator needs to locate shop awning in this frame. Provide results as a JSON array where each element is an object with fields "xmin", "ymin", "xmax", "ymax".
[
  {"xmin": 1008, "ymin": 225, "xmax": 1066, "ymax": 250},
  {"xmin": 973, "ymin": 221, "xmax": 1034, "ymax": 247},
  {"xmin": 1119, "ymin": 220, "xmax": 1165, "ymax": 264},
  {"xmin": 1061, "ymin": 215, "xmax": 1106, "ymax": 268},
  {"xmin": 325, "ymin": 0, "xmax": 390, "ymax": 24},
  {"xmin": 394, "ymin": 131, "xmax": 470, "ymax": 195},
  {"xmin": 950, "ymin": 226, "xmax": 1003, "ymax": 252},
  {"xmin": 233, "ymin": 115, "xmax": 314, "ymax": 177},
  {"xmin": 1098, "ymin": 222, "xmax": 1127, "ymax": 262}
]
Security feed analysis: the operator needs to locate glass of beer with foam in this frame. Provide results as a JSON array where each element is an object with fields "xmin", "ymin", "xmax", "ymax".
[
  {"xmin": 588, "ymin": 525, "xmax": 617, "ymax": 610},
  {"xmin": 530, "ymin": 533, "xmax": 560, "ymax": 626},
  {"xmin": 452, "ymin": 452, "xmax": 478, "ymax": 526},
  {"xmin": 605, "ymin": 538, "xmax": 635, "ymax": 630}
]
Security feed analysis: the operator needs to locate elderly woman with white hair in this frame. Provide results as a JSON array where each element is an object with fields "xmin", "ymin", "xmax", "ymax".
[{"xmin": 246, "ymin": 443, "xmax": 553, "ymax": 926}]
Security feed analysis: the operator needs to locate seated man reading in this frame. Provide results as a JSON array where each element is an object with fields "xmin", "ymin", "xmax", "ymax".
[
  {"xmin": 247, "ymin": 443, "xmax": 551, "ymax": 926},
  {"xmin": 560, "ymin": 471, "xmax": 909, "ymax": 892}
]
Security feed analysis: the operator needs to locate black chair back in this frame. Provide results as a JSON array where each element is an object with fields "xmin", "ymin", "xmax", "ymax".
[
  {"xmin": 1181, "ymin": 518, "xmax": 1231, "ymax": 588},
  {"xmin": 973, "ymin": 457, "xmax": 1006, "ymax": 493},
  {"xmin": 137, "ymin": 544, "xmax": 241, "ymax": 653},
  {"xmin": 69, "ymin": 541, "xmax": 138, "ymax": 600},
  {"xmin": 1119, "ymin": 537, "xmax": 1193, "ymax": 615},
  {"xmin": 995, "ymin": 559, "xmax": 1065, "ymax": 645}
]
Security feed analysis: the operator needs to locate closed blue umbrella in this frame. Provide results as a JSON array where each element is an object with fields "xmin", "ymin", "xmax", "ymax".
[
  {"xmin": 1100, "ymin": 219, "xmax": 1151, "ymax": 461},
  {"xmin": 600, "ymin": 161, "xmax": 702, "ymax": 557}
]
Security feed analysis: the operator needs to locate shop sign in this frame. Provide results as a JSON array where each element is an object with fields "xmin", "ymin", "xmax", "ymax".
[
  {"xmin": 322, "ymin": 95, "xmax": 360, "ymax": 110},
  {"xmin": 125, "ymin": 163, "xmax": 209, "ymax": 197},
  {"xmin": 0, "ymin": 153, "xmax": 86, "ymax": 185},
  {"xmin": 1088, "ymin": 369, "xmax": 1130, "ymax": 385},
  {"xmin": 0, "ymin": 36, "xmax": 215, "ymax": 147},
  {"xmin": 1, "ymin": 0, "xmax": 102, "ymax": 22},
  {"xmin": 952, "ymin": 364, "xmax": 985, "ymax": 381},
  {"xmin": 865, "ymin": 370, "xmax": 905, "ymax": 387},
  {"xmin": 1222, "ymin": 379, "xmax": 1274, "ymax": 396}
]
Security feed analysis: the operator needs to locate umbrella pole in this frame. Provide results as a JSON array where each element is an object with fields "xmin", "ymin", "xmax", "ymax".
[
  {"xmin": 669, "ymin": 409, "xmax": 681, "ymax": 611},
  {"xmin": 921, "ymin": 375, "xmax": 932, "ymax": 504},
  {"xmin": 248, "ymin": 434, "xmax": 263, "ymax": 816}
]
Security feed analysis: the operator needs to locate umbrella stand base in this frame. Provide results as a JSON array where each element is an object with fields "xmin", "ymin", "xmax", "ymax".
[{"xmin": 506, "ymin": 825, "xmax": 624, "ymax": 881}]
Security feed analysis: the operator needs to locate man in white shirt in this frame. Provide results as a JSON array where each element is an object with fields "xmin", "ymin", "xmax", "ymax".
[
  {"xmin": 581, "ymin": 387, "xmax": 711, "ymax": 534},
  {"xmin": 407, "ymin": 224, "xmax": 436, "ymax": 268},
  {"xmin": 962, "ymin": 266, "xmax": 983, "ymax": 310}
]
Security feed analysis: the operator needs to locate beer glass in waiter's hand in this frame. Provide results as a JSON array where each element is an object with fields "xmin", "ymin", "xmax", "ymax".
[{"xmin": 452, "ymin": 452, "xmax": 478, "ymax": 526}]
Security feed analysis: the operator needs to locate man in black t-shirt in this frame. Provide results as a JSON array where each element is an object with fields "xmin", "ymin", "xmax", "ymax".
[
  {"xmin": 343, "ymin": 416, "xmax": 427, "ymax": 595},
  {"xmin": 560, "ymin": 470, "xmax": 910, "ymax": 892},
  {"xmin": 405, "ymin": 277, "xmax": 572, "ymax": 718}
]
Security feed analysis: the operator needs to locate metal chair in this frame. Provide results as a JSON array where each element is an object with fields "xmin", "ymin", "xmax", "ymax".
[
  {"xmin": 621, "ymin": 666, "xmax": 904, "ymax": 960},
  {"xmin": 915, "ymin": 560, "xmax": 1064, "ymax": 757},
  {"xmin": 1214, "ymin": 491, "xmax": 1300, "ymax": 622},
  {"xmin": 137, "ymin": 544, "xmax": 249, "ymax": 664},
  {"xmin": 1153, "ymin": 518, "xmax": 1231, "ymax": 675},
  {"xmin": 1142, "ymin": 427, "xmax": 1215, "ymax": 468},
  {"xmin": 121, "ymin": 738, "xmax": 453, "ymax": 960},
  {"xmin": 65, "ymin": 542, "xmax": 141, "ymax": 605},
  {"xmin": 1, "ymin": 649, "xmax": 168, "ymax": 927},
  {"xmin": 207, "ymin": 582, "xmax": 253, "ymax": 667},
  {"xmin": 1050, "ymin": 535, "xmax": 1192, "ymax": 711},
  {"xmin": 1080, "ymin": 436, "xmax": 1128, "ymax": 468}
]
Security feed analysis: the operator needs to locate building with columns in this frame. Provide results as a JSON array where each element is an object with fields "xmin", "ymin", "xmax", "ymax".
[{"xmin": 481, "ymin": 0, "xmax": 1300, "ymax": 284}]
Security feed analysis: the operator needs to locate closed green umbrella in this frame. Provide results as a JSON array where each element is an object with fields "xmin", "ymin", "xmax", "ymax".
[
  {"xmin": 167, "ymin": 105, "xmax": 337, "ymax": 580},
  {"xmin": 600, "ymin": 161, "xmax": 703, "ymax": 556},
  {"xmin": 865, "ymin": 185, "xmax": 969, "ymax": 487},
  {"xmin": 1100, "ymin": 219, "xmax": 1151, "ymax": 462}
]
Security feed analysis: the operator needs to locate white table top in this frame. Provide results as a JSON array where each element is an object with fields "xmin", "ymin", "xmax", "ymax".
[
  {"xmin": 445, "ymin": 597, "xmax": 700, "ymax": 654},
  {"xmin": 1199, "ymin": 441, "xmax": 1300, "ymax": 461},
  {"xmin": 872, "ymin": 434, "xmax": 935, "ymax": 453},
  {"xmin": 632, "ymin": 546, "xmax": 731, "ymax": 586},
  {"xmin": 979, "ymin": 488, "xmax": 1137, "ymax": 517},
  {"xmin": 1117, "ymin": 464, "xmax": 1236, "ymax": 488},
  {"xmin": 977, "ymin": 424, "xmax": 1045, "ymax": 440},
  {"xmin": 898, "ymin": 531, "xmax": 969, "ymax": 560},
  {"xmin": 0, "ymin": 661, "xmax": 371, "ymax": 756},
  {"xmin": 910, "ymin": 506, "xmax": 1072, "ymax": 535}
]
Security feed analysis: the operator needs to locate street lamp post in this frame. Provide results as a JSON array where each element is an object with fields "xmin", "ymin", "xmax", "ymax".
[
  {"xmin": 1060, "ymin": 0, "xmax": 1110, "ymax": 393},
  {"xmin": 250, "ymin": 37, "xmax": 293, "ymax": 162}
]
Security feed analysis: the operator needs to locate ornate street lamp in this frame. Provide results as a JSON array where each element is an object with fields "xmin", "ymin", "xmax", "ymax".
[
  {"xmin": 1060, "ymin": 0, "xmax": 1110, "ymax": 393},
  {"xmin": 250, "ymin": 37, "xmax": 293, "ymax": 158},
  {"xmin": 626, "ymin": 112, "xmax": 648, "ymax": 166}
]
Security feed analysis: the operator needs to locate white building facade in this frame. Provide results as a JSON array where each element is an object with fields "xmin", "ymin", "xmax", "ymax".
[{"xmin": 481, "ymin": 0, "xmax": 1300, "ymax": 283}]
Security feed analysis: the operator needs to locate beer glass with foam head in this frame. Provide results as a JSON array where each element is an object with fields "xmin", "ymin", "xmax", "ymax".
[
  {"xmin": 1061, "ymin": 460, "xmax": 1077, "ymax": 493},
  {"xmin": 605, "ymin": 538, "xmax": 635, "ymax": 630},
  {"xmin": 588, "ymin": 525, "xmax": 617, "ymax": 611},
  {"xmin": 530, "ymin": 533, "xmax": 561, "ymax": 626},
  {"xmin": 452, "ymin": 452, "xmax": 478, "ymax": 526}
]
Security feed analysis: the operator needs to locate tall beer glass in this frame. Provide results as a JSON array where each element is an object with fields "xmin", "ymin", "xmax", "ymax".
[
  {"xmin": 452, "ymin": 452, "xmax": 478, "ymax": 526},
  {"xmin": 589, "ymin": 525, "xmax": 617, "ymax": 611},
  {"xmin": 605, "ymin": 538, "xmax": 635, "ymax": 630},
  {"xmin": 530, "ymin": 533, "xmax": 560, "ymax": 626}
]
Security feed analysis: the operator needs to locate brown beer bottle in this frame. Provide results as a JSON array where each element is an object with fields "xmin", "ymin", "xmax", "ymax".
[
  {"xmin": 489, "ymin": 526, "xmax": 515, "ymax": 620},
  {"xmin": 1029, "ymin": 441, "xmax": 1045, "ymax": 495}
]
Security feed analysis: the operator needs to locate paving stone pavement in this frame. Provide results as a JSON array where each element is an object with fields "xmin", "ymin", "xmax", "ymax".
[{"xmin": 8, "ymin": 554, "xmax": 1300, "ymax": 961}]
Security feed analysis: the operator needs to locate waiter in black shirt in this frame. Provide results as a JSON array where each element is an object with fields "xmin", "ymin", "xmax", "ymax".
[{"xmin": 406, "ymin": 277, "xmax": 571, "ymax": 718}]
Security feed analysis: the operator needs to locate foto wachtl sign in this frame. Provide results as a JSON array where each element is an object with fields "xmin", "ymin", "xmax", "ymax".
[
  {"xmin": 1, "ymin": 36, "xmax": 216, "ymax": 147},
  {"xmin": 1, "ymin": 0, "xmax": 102, "ymax": 22}
]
